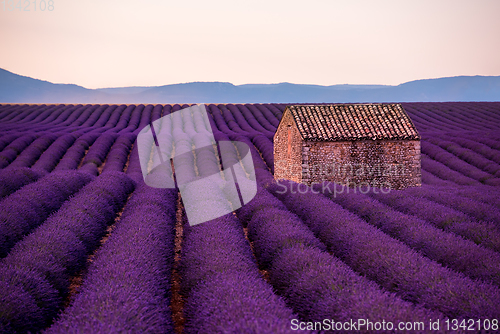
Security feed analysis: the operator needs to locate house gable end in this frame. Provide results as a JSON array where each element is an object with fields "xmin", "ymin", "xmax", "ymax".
[{"xmin": 275, "ymin": 107, "xmax": 304, "ymax": 142}]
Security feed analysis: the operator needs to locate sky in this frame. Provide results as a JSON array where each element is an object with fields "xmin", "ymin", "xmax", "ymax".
[{"xmin": 1, "ymin": 0, "xmax": 499, "ymax": 89}]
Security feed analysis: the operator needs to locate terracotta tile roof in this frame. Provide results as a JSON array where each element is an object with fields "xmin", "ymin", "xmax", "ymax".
[{"xmin": 286, "ymin": 104, "xmax": 420, "ymax": 141}]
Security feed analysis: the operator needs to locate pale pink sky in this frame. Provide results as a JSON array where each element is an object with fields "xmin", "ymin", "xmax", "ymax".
[{"xmin": 1, "ymin": 0, "xmax": 499, "ymax": 89}]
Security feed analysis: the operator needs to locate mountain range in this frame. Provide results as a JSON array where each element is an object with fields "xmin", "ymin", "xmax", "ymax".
[{"xmin": 1, "ymin": 68, "xmax": 499, "ymax": 103}]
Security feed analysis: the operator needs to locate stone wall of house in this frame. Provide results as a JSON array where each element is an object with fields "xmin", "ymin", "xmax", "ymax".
[
  {"xmin": 273, "ymin": 109, "xmax": 304, "ymax": 183},
  {"xmin": 301, "ymin": 139, "xmax": 421, "ymax": 190}
]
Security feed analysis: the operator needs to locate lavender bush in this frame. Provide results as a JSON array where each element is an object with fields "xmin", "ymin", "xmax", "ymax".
[
  {"xmin": 421, "ymin": 153, "xmax": 480, "ymax": 185},
  {"xmin": 447, "ymin": 135, "xmax": 500, "ymax": 164},
  {"xmin": 402, "ymin": 184, "xmax": 500, "ymax": 230},
  {"xmin": 268, "ymin": 181, "xmax": 500, "ymax": 318},
  {"xmin": 243, "ymin": 187, "xmax": 442, "ymax": 328},
  {"xmin": 6, "ymin": 134, "xmax": 58, "ymax": 169},
  {"xmin": 368, "ymin": 189, "xmax": 500, "ymax": 249},
  {"xmin": 0, "ymin": 172, "xmax": 135, "ymax": 333},
  {"xmin": 421, "ymin": 140, "xmax": 495, "ymax": 184},
  {"xmin": 0, "ymin": 134, "xmax": 38, "ymax": 168},
  {"xmin": 101, "ymin": 134, "xmax": 136, "ymax": 173},
  {"xmin": 31, "ymin": 133, "xmax": 79, "ymax": 173},
  {"xmin": 0, "ymin": 171, "xmax": 94, "ymax": 257},
  {"xmin": 0, "ymin": 167, "xmax": 43, "ymax": 198},
  {"xmin": 427, "ymin": 137, "xmax": 500, "ymax": 179},
  {"xmin": 319, "ymin": 185, "xmax": 500, "ymax": 284},
  {"xmin": 53, "ymin": 132, "xmax": 100, "ymax": 171},
  {"xmin": 180, "ymin": 212, "xmax": 299, "ymax": 333},
  {"xmin": 80, "ymin": 133, "xmax": 118, "ymax": 168},
  {"xmin": 91, "ymin": 105, "xmax": 118, "ymax": 128},
  {"xmin": 0, "ymin": 133, "xmax": 21, "ymax": 151},
  {"xmin": 46, "ymin": 183, "xmax": 175, "ymax": 333},
  {"xmin": 247, "ymin": 104, "xmax": 279, "ymax": 130}
]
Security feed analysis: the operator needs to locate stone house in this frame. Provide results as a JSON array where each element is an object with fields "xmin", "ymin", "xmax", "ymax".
[{"xmin": 273, "ymin": 104, "xmax": 421, "ymax": 190}]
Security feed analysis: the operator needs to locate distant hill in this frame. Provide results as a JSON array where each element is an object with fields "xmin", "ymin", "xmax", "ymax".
[
  {"xmin": 0, "ymin": 68, "xmax": 110, "ymax": 103},
  {"xmin": 1, "ymin": 68, "xmax": 499, "ymax": 103}
]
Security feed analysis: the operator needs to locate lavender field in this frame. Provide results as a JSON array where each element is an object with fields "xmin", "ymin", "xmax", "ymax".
[{"xmin": 0, "ymin": 102, "xmax": 500, "ymax": 333}]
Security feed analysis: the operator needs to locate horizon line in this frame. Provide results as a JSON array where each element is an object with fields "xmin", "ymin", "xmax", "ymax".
[{"xmin": 2, "ymin": 67, "xmax": 500, "ymax": 91}]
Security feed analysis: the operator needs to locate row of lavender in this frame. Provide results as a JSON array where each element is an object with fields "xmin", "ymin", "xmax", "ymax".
[
  {"xmin": 0, "ymin": 102, "xmax": 181, "ymax": 333},
  {"xmin": 0, "ymin": 103, "xmax": 167, "ymax": 198},
  {"xmin": 0, "ymin": 172, "xmax": 135, "ymax": 332},
  {"xmin": 2, "ymin": 102, "xmax": 499, "ymax": 137},
  {"xmin": 46, "ymin": 183, "xmax": 177, "ymax": 333},
  {"xmin": 402, "ymin": 102, "xmax": 500, "ymax": 133},
  {"xmin": 266, "ymin": 180, "xmax": 500, "ymax": 318}
]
